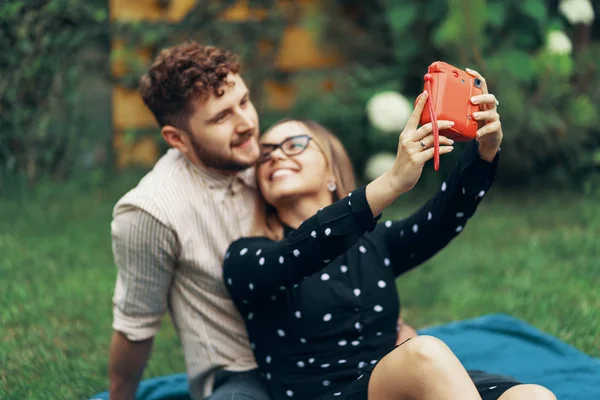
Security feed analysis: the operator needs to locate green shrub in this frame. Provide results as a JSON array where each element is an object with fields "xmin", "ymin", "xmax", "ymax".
[
  {"xmin": 0, "ymin": 1, "xmax": 110, "ymax": 192},
  {"xmin": 2, "ymin": 0, "xmax": 598, "ymax": 191},
  {"xmin": 288, "ymin": 0, "xmax": 600, "ymax": 188}
]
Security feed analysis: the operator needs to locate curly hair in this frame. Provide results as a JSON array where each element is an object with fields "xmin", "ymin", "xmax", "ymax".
[{"xmin": 139, "ymin": 41, "xmax": 241, "ymax": 129}]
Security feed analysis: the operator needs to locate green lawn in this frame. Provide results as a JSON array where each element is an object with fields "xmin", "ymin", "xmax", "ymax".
[{"xmin": 1, "ymin": 176, "xmax": 598, "ymax": 400}]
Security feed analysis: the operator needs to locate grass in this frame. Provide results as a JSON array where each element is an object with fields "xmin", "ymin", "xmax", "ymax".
[{"xmin": 0, "ymin": 174, "xmax": 598, "ymax": 400}]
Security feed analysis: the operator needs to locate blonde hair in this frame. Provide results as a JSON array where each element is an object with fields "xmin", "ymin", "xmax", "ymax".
[{"xmin": 252, "ymin": 119, "xmax": 357, "ymax": 241}]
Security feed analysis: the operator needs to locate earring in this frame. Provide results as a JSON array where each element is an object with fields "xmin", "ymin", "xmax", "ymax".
[{"xmin": 327, "ymin": 180, "xmax": 337, "ymax": 192}]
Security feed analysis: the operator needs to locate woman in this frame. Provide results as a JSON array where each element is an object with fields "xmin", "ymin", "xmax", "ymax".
[{"xmin": 223, "ymin": 71, "xmax": 555, "ymax": 400}]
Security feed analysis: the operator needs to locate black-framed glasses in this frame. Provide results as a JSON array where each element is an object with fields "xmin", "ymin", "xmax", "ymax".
[{"xmin": 258, "ymin": 134, "xmax": 313, "ymax": 164}]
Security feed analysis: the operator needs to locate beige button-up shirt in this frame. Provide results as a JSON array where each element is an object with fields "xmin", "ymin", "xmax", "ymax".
[{"xmin": 111, "ymin": 148, "xmax": 258, "ymax": 399}]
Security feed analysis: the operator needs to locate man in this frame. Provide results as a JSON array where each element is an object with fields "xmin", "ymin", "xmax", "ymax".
[{"xmin": 109, "ymin": 42, "xmax": 267, "ymax": 400}]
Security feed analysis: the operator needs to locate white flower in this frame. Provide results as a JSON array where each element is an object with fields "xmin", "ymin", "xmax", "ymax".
[
  {"xmin": 559, "ymin": 0, "xmax": 595, "ymax": 25},
  {"xmin": 366, "ymin": 91, "xmax": 413, "ymax": 134},
  {"xmin": 546, "ymin": 30, "xmax": 572, "ymax": 55},
  {"xmin": 365, "ymin": 152, "xmax": 396, "ymax": 180}
]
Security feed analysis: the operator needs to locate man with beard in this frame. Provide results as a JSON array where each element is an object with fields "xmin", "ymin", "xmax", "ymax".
[{"xmin": 108, "ymin": 42, "xmax": 268, "ymax": 400}]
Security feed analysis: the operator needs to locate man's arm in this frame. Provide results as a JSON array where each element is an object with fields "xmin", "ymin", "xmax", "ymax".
[
  {"xmin": 109, "ymin": 207, "xmax": 179, "ymax": 400},
  {"xmin": 109, "ymin": 331, "xmax": 153, "ymax": 400}
]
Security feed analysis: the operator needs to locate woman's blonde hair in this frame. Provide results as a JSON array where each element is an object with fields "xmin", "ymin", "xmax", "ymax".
[{"xmin": 252, "ymin": 118, "xmax": 357, "ymax": 241}]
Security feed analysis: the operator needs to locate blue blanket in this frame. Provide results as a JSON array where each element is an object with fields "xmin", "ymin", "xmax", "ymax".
[{"xmin": 91, "ymin": 314, "xmax": 600, "ymax": 400}]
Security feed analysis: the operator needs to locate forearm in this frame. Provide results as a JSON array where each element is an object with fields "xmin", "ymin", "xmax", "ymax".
[
  {"xmin": 365, "ymin": 171, "xmax": 406, "ymax": 217},
  {"xmin": 109, "ymin": 330, "xmax": 153, "ymax": 400}
]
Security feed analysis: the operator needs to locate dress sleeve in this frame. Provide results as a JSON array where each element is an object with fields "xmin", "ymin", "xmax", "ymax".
[
  {"xmin": 373, "ymin": 141, "xmax": 499, "ymax": 277},
  {"xmin": 223, "ymin": 185, "xmax": 380, "ymax": 306}
]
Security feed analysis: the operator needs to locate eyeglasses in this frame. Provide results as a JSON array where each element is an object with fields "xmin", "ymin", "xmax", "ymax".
[{"xmin": 258, "ymin": 134, "xmax": 313, "ymax": 164}]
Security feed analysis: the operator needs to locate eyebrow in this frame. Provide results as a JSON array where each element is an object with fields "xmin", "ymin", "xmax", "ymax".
[{"xmin": 206, "ymin": 91, "xmax": 250, "ymax": 123}]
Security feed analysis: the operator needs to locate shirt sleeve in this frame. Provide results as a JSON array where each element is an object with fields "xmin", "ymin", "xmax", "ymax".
[
  {"xmin": 223, "ymin": 185, "xmax": 380, "ymax": 306},
  {"xmin": 111, "ymin": 207, "xmax": 179, "ymax": 341},
  {"xmin": 372, "ymin": 141, "xmax": 499, "ymax": 277}
]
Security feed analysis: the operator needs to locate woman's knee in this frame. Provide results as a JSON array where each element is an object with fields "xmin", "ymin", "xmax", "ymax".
[
  {"xmin": 393, "ymin": 335, "xmax": 454, "ymax": 367},
  {"xmin": 371, "ymin": 335, "xmax": 450, "ymax": 378},
  {"xmin": 368, "ymin": 335, "xmax": 482, "ymax": 399},
  {"xmin": 500, "ymin": 384, "xmax": 556, "ymax": 400}
]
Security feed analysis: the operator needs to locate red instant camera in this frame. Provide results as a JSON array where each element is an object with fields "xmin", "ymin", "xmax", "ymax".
[
  {"xmin": 417, "ymin": 61, "xmax": 484, "ymax": 171},
  {"xmin": 418, "ymin": 61, "xmax": 484, "ymax": 142}
]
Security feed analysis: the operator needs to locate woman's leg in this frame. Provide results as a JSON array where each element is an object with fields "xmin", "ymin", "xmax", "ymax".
[
  {"xmin": 496, "ymin": 384, "xmax": 556, "ymax": 400},
  {"xmin": 368, "ymin": 335, "xmax": 482, "ymax": 400}
]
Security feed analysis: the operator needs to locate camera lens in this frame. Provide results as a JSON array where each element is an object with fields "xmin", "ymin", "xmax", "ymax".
[{"xmin": 474, "ymin": 78, "xmax": 482, "ymax": 88}]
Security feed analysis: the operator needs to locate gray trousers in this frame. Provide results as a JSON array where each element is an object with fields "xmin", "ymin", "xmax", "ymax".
[{"xmin": 206, "ymin": 369, "xmax": 270, "ymax": 400}]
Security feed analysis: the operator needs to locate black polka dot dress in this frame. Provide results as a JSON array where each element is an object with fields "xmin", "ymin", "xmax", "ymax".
[{"xmin": 224, "ymin": 141, "xmax": 499, "ymax": 400}]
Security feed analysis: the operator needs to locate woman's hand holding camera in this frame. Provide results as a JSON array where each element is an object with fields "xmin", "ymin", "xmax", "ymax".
[
  {"xmin": 366, "ymin": 71, "xmax": 501, "ymax": 217},
  {"xmin": 388, "ymin": 91, "xmax": 455, "ymax": 194},
  {"xmin": 466, "ymin": 68, "xmax": 503, "ymax": 163},
  {"xmin": 365, "ymin": 92, "xmax": 454, "ymax": 217}
]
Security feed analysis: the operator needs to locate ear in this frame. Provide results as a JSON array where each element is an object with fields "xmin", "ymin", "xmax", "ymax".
[{"xmin": 161, "ymin": 125, "xmax": 189, "ymax": 154}]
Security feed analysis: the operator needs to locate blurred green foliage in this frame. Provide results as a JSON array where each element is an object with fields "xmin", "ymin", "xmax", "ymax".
[
  {"xmin": 111, "ymin": 0, "xmax": 288, "ymax": 91},
  {"xmin": 1, "ymin": 0, "xmax": 599, "ymax": 193},
  {"xmin": 0, "ymin": 0, "xmax": 111, "ymax": 192},
  {"xmin": 288, "ymin": 0, "xmax": 600, "ymax": 189}
]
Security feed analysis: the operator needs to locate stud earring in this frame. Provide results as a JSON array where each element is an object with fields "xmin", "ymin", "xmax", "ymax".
[{"xmin": 327, "ymin": 180, "xmax": 337, "ymax": 192}]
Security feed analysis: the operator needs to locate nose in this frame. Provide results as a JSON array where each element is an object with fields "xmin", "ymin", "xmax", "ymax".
[
  {"xmin": 236, "ymin": 109, "xmax": 255, "ymax": 132},
  {"xmin": 268, "ymin": 147, "xmax": 287, "ymax": 161}
]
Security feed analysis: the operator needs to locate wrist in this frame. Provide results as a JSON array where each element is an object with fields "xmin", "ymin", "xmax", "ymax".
[
  {"xmin": 384, "ymin": 170, "xmax": 411, "ymax": 196},
  {"xmin": 477, "ymin": 144, "xmax": 500, "ymax": 163}
]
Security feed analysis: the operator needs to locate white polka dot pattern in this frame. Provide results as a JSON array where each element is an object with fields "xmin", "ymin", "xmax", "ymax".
[{"xmin": 220, "ymin": 163, "xmax": 494, "ymax": 399}]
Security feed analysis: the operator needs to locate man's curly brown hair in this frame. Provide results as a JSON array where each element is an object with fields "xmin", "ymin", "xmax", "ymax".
[{"xmin": 139, "ymin": 41, "xmax": 241, "ymax": 129}]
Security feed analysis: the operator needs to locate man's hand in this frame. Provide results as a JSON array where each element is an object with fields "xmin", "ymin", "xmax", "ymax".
[{"xmin": 109, "ymin": 331, "xmax": 154, "ymax": 400}]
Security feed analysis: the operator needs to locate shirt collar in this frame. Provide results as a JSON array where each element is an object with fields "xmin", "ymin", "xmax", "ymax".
[{"xmin": 184, "ymin": 155, "xmax": 257, "ymax": 195}]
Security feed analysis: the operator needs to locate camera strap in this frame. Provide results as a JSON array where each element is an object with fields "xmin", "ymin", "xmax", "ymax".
[{"xmin": 424, "ymin": 74, "xmax": 440, "ymax": 171}]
